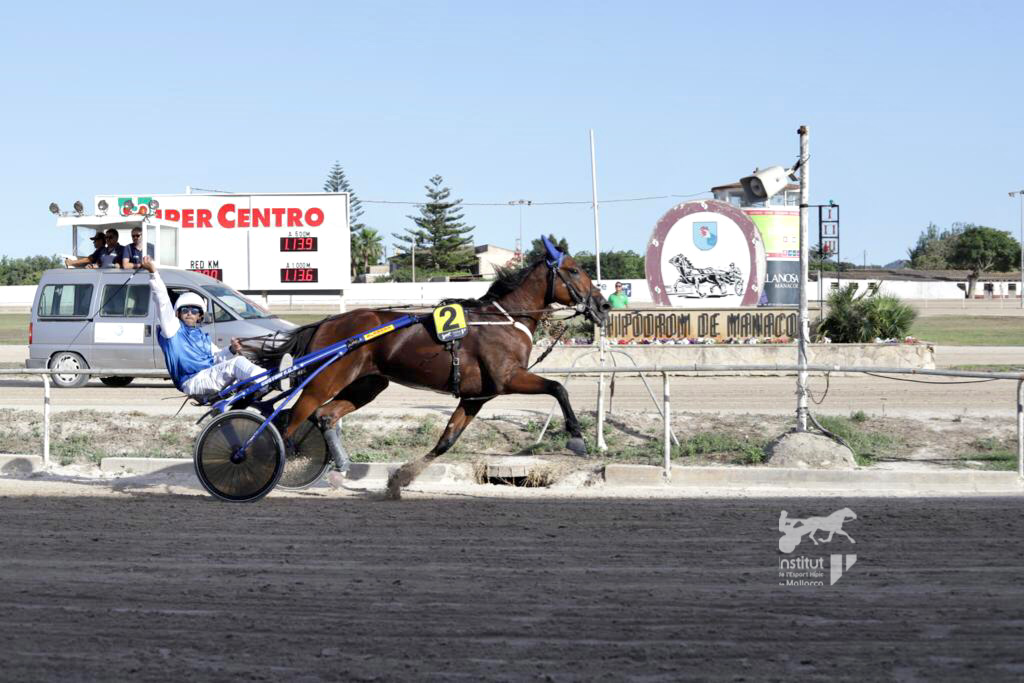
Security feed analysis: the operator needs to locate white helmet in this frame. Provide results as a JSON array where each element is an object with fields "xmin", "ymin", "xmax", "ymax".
[{"xmin": 174, "ymin": 292, "xmax": 207, "ymax": 314}]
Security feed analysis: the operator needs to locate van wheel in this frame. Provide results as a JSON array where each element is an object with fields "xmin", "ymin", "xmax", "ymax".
[
  {"xmin": 49, "ymin": 352, "xmax": 90, "ymax": 388},
  {"xmin": 100, "ymin": 376, "xmax": 134, "ymax": 387}
]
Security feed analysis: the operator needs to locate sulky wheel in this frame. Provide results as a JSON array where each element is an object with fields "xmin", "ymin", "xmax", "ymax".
[
  {"xmin": 734, "ymin": 281, "xmax": 743, "ymax": 296},
  {"xmin": 273, "ymin": 410, "xmax": 332, "ymax": 490},
  {"xmin": 194, "ymin": 411, "xmax": 285, "ymax": 502}
]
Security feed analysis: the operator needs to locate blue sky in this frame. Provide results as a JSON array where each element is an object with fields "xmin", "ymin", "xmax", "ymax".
[{"xmin": 2, "ymin": 1, "xmax": 1021, "ymax": 265}]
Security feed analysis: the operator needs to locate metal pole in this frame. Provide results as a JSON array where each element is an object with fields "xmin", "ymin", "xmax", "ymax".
[
  {"xmin": 42, "ymin": 374, "xmax": 50, "ymax": 468},
  {"xmin": 797, "ymin": 125, "xmax": 810, "ymax": 431},
  {"xmin": 662, "ymin": 372, "xmax": 671, "ymax": 479},
  {"xmin": 1018, "ymin": 191, "xmax": 1023, "ymax": 309},
  {"xmin": 589, "ymin": 129, "xmax": 603, "ymax": 281},
  {"xmin": 1018, "ymin": 379, "xmax": 1023, "ymax": 479},
  {"xmin": 411, "ymin": 242, "xmax": 416, "ymax": 283},
  {"xmin": 596, "ymin": 327, "xmax": 608, "ymax": 451}
]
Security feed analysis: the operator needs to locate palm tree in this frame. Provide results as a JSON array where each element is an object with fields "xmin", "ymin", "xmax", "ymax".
[{"xmin": 351, "ymin": 227, "xmax": 383, "ymax": 279}]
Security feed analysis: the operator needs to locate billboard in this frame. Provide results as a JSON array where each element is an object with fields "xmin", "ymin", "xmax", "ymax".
[
  {"xmin": 94, "ymin": 193, "xmax": 350, "ymax": 292},
  {"xmin": 746, "ymin": 209, "xmax": 799, "ymax": 307},
  {"xmin": 645, "ymin": 200, "xmax": 766, "ymax": 308}
]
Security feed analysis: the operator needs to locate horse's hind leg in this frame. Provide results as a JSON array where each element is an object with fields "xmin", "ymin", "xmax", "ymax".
[
  {"xmin": 386, "ymin": 398, "xmax": 489, "ymax": 500},
  {"xmin": 315, "ymin": 375, "xmax": 390, "ymax": 477}
]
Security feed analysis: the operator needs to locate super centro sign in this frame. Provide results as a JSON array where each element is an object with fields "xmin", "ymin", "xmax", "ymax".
[{"xmin": 94, "ymin": 193, "xmax": 350, "ymax": 292}]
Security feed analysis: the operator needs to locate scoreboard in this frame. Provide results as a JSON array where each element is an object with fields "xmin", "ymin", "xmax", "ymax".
[{"xmin": 93, "ymin": 192, "xmax": 350, "ymax": 292}]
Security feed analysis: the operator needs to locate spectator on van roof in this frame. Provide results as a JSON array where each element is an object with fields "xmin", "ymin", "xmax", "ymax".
[
  {"xmin": 142, "ymin": 255, "xmax": 266, "ymax": 397},
  {"xmin": 64, "ymin": 233, "xmax": 107, "ymax": 269},
  {"xmin": 122, "ymin": 228, "xmax": 144, "ymax": 269},
  {"xmin": 99, "ymin": 229, "xmax": 125, "ymax": 268}
]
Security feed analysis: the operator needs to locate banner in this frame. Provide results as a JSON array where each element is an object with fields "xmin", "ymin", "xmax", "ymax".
[{"xmin": 607, "ymin": 308, "xmax": 798, "ymax": 342}]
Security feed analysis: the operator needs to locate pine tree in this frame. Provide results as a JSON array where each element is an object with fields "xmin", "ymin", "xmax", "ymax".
[
  {"xmin": 393, "ymin": 175, "xmax": 476, "ymax": 272},
  {"xmin": 323, "ymin": 161, "xmax": 365, "ymax": 228}
]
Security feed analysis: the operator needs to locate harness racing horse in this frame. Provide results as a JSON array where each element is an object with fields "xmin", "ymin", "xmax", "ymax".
[{"xmin": 246, "ymin": 237, "xmax": 610, "ymax": 499}]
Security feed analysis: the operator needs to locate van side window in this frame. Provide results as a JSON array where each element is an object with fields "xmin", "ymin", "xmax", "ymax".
[
  {"xmin": 211, "ymin": 301, "xmax": 234, "ymax": 323},
  {"xmin": 100, "ymin": 285, "xmax": 150, "ymax": 317},
  {"xmin": 38, "ymin": 284, "xmax": 93, "ymax": 318}
]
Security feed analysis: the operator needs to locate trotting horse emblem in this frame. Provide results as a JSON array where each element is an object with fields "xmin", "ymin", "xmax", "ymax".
[{"xmin": 666, "ymin": 254, "xmax": 744, "ymax": 298}]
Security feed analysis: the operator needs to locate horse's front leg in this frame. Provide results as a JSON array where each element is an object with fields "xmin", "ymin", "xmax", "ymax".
[
  {"xmin": 503, "ymin": 369, "xmax": 587, "ymax": 456},
  {"xmin": 386, "ymin": 398, "xmax": 490, "ymax": 500}
]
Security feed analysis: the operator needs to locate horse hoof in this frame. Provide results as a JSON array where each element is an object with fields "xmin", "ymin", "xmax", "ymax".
[
  {"xmin": 327, "ymin": 470, "xmax": 347, "ymax": 489},
  {"xmin": 566, "ymin": 437, "xmax": 587, "ymax": 456}
]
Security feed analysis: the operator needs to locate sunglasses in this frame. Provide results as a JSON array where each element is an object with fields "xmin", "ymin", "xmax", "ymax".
[
  {"xmin": 131, "ymin": 233, "xmax": 142, "ymax": 238},
  {"xmin": 178, "ymin": 306, "xmax": 203, "ymax": 316}
]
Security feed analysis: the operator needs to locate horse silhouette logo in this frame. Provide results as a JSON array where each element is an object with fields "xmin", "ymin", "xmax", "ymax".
[{"xmin": 778, "ymin": 508, "xmax": 857, "ymax": 554}]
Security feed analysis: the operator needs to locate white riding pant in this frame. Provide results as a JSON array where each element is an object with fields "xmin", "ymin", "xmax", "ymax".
[{"xmin": 181, "ymin": 355, "xmax": 265, "ymax": 397}]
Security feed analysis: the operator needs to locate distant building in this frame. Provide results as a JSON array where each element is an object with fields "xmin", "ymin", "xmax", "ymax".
[
  {"xmin": 473, "ymin": 244, "xmax": 519, "ymax": 277},
  {"xmin": 811, "ymin": 268, "xmax": 1023, "ymax": 300}
]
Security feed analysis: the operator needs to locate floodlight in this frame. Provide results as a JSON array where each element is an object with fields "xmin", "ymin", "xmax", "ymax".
[
  {"xmin": 48, "ymin": 202, "xmax": 60, "ymax": 215},
  {"xmin": 149, "ymin": 199, "xmax": 159, "ymax": 210},
  {"xmin": 122, "ymin": 199, "xmax": 135, "ymax": 215},
  {"xmin": 97, "ymin": 199, "xmax": 109, "ymax": 213},
  {"xmin": 73, "ymin": 200, "xmax": 84, "ymax": 215}
]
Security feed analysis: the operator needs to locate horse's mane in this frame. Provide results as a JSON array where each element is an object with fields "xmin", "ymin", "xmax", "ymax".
[
  {"xmin": 672, "ymin": 254, "xmax": 693, "ymax": 269},
  {"xmin": 441, "ymin": 259, "xmax": 543, "ymax": 308}
]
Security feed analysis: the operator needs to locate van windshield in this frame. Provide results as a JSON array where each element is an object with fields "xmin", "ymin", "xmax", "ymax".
[{"xmin": 202, "ymin": 285, "xmax": 271, "ymax": 319}]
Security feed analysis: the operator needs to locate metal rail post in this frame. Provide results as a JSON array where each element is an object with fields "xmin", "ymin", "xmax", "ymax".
[
  {"xmin": 1018, "ymin": 380, "xmax": 1023, "ymax": 479},
  {"xmin": 663, "ymin": 372, "xmax": 671, "ymax": 479},
  {"xmin": 596, "ymin": 329, "xmax": 608, "ymax": 451},
  {"xmin": 42, "ymin": 374, "xmax": 51, "ymax": 468},
  {"xmin": 797, "ymin": 125, "xmax": 810, "ymax": 432}
]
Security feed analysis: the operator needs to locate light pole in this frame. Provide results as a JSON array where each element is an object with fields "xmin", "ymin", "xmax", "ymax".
[
  {"xmin": 1011, "ymin": 190, "xmax": 1024, "ymax": 308},
  {"xmin": 509, "ymin": 199, "xmax": 531, "ymax": 264}
]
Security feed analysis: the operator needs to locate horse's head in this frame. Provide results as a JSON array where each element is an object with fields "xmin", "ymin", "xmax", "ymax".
[{"xmin": 541, "ymin": 235, "xmax": 610, "ymax": 326}]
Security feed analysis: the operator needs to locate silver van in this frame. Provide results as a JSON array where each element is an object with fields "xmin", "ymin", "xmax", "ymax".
[{"xmin": 27, "ymin": 268, "xmax": 296, "ymax": 387}]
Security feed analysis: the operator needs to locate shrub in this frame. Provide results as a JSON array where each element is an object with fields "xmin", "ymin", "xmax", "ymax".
[{"xmin": 816, "ymin": 285, "xmax": 917, "ymax": 342}]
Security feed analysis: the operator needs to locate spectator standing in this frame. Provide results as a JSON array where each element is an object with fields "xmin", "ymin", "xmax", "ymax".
[
  {"xmin": 608, "ymin": 281, "xmax": 629, "ymax": 309},
  {"xmin": 122, "ymin": 228, "xmax": 144, "ymax": 269}
]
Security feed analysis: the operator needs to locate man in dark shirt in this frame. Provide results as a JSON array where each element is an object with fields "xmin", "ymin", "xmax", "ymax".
[
  {"xmin": 121, "ymin": 227, "xmax": 144, "ymax": 269},
  {"xmin": 100, "ymin": 229, "xmax": 125, "ymax": 268},
  {"xmin": 64, "ymin": 233, "xmax": 106, "ymax": 268}
]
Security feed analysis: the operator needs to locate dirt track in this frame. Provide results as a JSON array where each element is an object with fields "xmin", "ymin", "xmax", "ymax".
[{"xmin": 2, "ymin": 479, "xmax": 1023, "ymax": 680}]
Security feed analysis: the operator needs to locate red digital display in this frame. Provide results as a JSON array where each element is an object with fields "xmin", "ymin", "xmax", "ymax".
[
  {"xmin": 280, "ymin": 237, "xmax": 318, "ymax": 252},
  {"xmin": 189, "ymin": 268, "xmax": 223, "ymax": 281},
  {"xmin": 281, "ymin": 268, "xmax": 318, "ymax": 283}
]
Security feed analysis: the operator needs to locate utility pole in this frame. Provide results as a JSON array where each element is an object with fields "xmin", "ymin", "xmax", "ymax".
[
  {"xmin": 589, "ymin": 129, "xmax": 603, "ymax": 281},
  {"xmin": 797, "ymin": 125, "xmax": 810, "ymax": 432},
  {"xmin": 509, "ymin": 199, "xmax": 531, "ymax": 264},
  {"xmin": 1011, "ymin": 190, "xmax": 1024, "ymax": 308}
]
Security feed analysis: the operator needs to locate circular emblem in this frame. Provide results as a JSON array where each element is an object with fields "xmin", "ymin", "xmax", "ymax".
[{"xmin": 645, "ymin": 200, "xmax": 765, "ymax": 307}]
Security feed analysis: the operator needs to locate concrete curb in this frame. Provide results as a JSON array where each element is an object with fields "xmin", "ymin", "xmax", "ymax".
[
  {"xmin": 604, "ymin": 464, "xmax": 1024, "ymax": 493},
  {"xmin": 0, "ymin": 454, "xmax": 43, "ymax": 475},
  {"xmin": 98, "ymin": 457, "xmax": 475, "ymax": 483}
]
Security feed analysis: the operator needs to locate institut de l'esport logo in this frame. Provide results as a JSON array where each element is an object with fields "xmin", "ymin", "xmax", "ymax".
[{"xmin": 777, "ymin": 508, "xmax": 859, "ymax": 587}]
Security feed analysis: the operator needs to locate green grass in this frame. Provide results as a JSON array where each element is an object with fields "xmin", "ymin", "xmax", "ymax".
[
  {"xmin": 949, "ymin": 364, "xmax": 1024, "ymax": 373},
  {"xmin": 958, "ymin": 437, "xmax": 1017, "ymax": 471},
  {"xmin": 911, "ymin": 316, "xmax": 1024, "ymax": 345},
  {"xmin": 815, "ymin": 415, "xmax": 903, "ymax": 466},
  {"xmin": 0, "ymin": 314, "xmax": 29, "ymax": 344}
]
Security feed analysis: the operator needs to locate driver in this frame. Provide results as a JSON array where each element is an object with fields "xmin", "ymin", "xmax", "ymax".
[{"xmin": 142, "ymin": 256, "xmax": 266, "ymax": 397}]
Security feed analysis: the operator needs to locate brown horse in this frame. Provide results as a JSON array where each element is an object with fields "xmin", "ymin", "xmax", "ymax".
[{"xmin": 249, "ymin": 243, "xmax": 609, "ymax": 499}]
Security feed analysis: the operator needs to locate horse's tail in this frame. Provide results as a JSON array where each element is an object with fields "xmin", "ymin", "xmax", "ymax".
[{"xmin": 240, "ymin": 315, "xmax": 343, "ymax": 368}]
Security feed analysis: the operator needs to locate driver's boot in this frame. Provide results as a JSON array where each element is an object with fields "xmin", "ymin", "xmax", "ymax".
[{"xmin": 321, "ymin": 418, "xmax": 350, "ymax": 488}]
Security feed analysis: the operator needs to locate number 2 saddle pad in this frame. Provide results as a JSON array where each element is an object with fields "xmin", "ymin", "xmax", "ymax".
[{"xmin": 431, "ymin": 303, "xmax": 469, "ymax": 342}]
